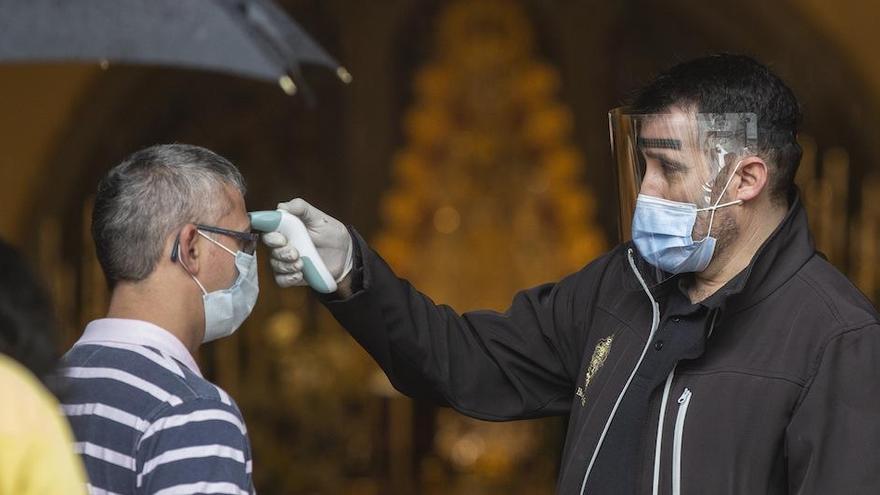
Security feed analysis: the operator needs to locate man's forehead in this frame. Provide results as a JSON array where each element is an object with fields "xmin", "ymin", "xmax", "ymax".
[
  {"xmin": 637, "ymin": 111, "xmax": 697, "ymax": 147},
  {"xmin": 218, "ymin": 183, "xmax": 250, "ymax": 230},
  {"xmin": 234, "ymin": 215, "xmax": 251, "ymax": 232}
]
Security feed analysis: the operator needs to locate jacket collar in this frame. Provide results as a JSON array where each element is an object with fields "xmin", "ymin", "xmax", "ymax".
[{"xmin": 720, "ymin": 190, "xmax": 816, "ymax": 312}]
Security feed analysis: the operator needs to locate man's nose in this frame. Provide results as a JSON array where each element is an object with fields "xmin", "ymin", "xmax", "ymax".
[{"xmin": 638, "ymin": 176, "xmax": 664, "ymax": 198}]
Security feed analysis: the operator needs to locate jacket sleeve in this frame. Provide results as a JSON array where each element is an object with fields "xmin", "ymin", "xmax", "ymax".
[
  {"xmin": 320, "ymin": 228, "xmax": 606, "ymax": 421},
  {"xmin": 785, "ymin": 323, "xmax": 880, "ymax": 494}
]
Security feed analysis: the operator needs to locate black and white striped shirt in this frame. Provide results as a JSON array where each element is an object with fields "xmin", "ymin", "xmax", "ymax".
[{"xmin": 60, "ymin": 319, "xmax": 254, "ymax": 495}]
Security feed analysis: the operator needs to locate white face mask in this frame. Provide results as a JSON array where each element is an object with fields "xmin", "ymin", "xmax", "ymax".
[
  {"xmin": 631, "ymin": 161, "xmax": 744, "ymax": 274},
  {"xmin": 182, "ymin": 231, "xmax": 259, "ymax": 343}
]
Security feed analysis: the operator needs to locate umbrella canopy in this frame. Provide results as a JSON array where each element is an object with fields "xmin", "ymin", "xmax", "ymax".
[{"xmin": 0, "ymin": 0, "xmax": 351, "ymax": 95}]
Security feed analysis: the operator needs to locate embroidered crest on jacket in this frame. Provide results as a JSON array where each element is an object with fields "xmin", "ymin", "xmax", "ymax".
[{"xmin": 575, "ymin": 335, "xmax": 614, "ymax": 407}]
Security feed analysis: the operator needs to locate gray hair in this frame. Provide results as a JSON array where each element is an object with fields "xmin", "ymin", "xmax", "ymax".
[{"xmin": 92, "ymin": 144, "xmax": 246, "ymax": 286}]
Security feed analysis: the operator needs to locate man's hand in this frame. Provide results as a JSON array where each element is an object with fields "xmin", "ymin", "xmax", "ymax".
[{"xmin": 261, "ymin": 198, "xmax": 353, "ymax": 289}]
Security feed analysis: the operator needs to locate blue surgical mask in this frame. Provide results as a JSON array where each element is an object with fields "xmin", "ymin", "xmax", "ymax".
[
  {"xmin": 632, "ymin": 164, "xmax": 743, "ymax": 274},
  {"xmin": 184, "ymin": 231, "xmax": 260, "ymax": 343}
]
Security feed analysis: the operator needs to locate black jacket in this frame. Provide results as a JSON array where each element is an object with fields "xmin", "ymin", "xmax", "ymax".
[{"xmin": 322, "ymin": 196, "xmax": 880, "ymax": 494}]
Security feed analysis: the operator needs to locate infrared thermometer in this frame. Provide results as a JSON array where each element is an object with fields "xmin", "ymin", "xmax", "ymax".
[{"xmin": 248, "ymin": 210, "xmax": 338, "ymax": 293}]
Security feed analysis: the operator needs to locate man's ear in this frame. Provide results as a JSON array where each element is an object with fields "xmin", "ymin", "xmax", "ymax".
[
  {"xmin": 175, "ymin": 224, "xmax": 202, "ymax": 275},
  {"xmin": 734, "ymin": 156, "xmax": 769, "ymax": 202}
]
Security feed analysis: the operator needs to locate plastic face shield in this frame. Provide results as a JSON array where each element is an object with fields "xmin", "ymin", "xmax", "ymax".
[
  {"xmin": 609, "ymin": 107, "xmax": 757, "ymax": 283},
  {"xmin": 610, "ymin": 107, "xmax": 757, "ymax": 242}
]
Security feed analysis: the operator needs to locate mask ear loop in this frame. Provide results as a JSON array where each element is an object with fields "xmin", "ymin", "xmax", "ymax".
[
  {"xmin": 197, "ymin": 230, "xmax": 246, "ymax": 282},
  {"xmin": 181, "ymin": 261, "xmax": 209, "ymax": 296},
  {"xmin": 693, "ymin": 160, "xmax": 745, "ymax": 242},
  {"xmin": 198, "ymin": 230, "xmax": 237, "ymax": 256},
  {"xmin": 173, "ymin": 231, "xmax": 218, "ymax": 296}
]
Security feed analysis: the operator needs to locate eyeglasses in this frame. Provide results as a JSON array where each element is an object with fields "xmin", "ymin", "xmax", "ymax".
[
  {"xmin": 171, "ymin": 224, "xmax": 259, "ymax": 261},
  {"xmin": 196, "ymin": 224, "xmax": 259, "ymax": 254}
]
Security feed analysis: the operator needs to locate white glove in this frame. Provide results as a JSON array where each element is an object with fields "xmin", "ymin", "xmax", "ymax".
[{"xmin": 262, "ymin": 198, "xmax": 354, "ymax": 289}]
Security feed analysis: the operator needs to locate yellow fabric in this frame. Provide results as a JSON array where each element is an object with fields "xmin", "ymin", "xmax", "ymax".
[{"xmin": 0, "ymin": 354, "xmax": 86, "ymax": 494}]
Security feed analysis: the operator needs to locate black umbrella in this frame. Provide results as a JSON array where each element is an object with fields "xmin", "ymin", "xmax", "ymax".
[{"xmin": 0, "ymin": 0, "xmax": 351, "ymax": 96}]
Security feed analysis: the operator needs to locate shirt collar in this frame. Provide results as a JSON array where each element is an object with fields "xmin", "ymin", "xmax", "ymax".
[
  {"xmin": 75, "ymin": 318, "xmax": 202, "ymax": 377},
  {"xmin": 670, "ymin": 268, "xmax": 749, "ymax": 312}
]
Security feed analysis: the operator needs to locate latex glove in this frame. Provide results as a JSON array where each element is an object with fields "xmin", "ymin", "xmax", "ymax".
[{"xmin": 262, "ymin": 198, "xmax": 353, "ymax": 288}]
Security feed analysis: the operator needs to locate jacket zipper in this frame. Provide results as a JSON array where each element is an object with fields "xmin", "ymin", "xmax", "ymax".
[
  {"xmin": 579, "ymin": 249, "xmax": 661, "ymax": 495},
  {"xmin": 657, "ymin": 311, "xmax": 718, "ymax": 494},
  {"xmin": 652, "ymin": 368, "xmax": 676, "ymax": 495},
  {"xmin": 672, "ymin": 388, "xmax": 692, "ymax": 495}
]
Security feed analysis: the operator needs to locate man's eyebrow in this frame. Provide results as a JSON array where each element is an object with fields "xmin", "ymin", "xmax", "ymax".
[{"xmin": 637, "ymin": 137, "xmax": 682, "ymax": 150}]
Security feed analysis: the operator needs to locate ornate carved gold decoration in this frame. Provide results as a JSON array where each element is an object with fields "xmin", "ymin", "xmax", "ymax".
[
  {"xmin": 375, "ymin": 0, "xmax": 605, "ymax": 312},
  {"xmin": 374, "ymin": 0, "xmax": 606, "ymax": 492}
]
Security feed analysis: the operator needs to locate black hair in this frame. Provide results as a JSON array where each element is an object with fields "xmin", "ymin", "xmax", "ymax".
[
  {"xmin": 632, "ymin": 54, "xmax": 802, "ymax": 203},
  {"xmin": 0, "ymin": 238, "xmax": 60, "ymax": 384}
]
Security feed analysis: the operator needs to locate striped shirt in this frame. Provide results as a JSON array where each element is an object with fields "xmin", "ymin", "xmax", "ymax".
[{"xmin": 60, "ymin": 319, "xmax": 254, "ymax": 495}]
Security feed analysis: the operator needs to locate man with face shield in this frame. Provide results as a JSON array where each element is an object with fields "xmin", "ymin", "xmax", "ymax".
[
  {"xmin": 264, "ymin": 55, "xmax": 879, "ymax": 494},
  {"xmin": 59, "ymin": 145, "xmax": 258, "ymax": 494}
]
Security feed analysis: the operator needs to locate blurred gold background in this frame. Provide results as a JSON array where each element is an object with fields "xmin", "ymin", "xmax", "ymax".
[{"xmin": 1, "ymin": 1, "xmax": 878, "ymax": 493}]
